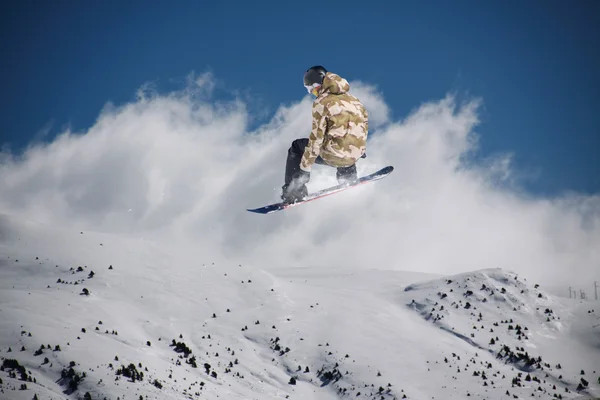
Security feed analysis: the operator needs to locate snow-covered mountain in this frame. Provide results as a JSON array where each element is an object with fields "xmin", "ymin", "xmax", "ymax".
[{"xmin": 1, "ymin": 213, "xmax": 598, "ymax": 400}]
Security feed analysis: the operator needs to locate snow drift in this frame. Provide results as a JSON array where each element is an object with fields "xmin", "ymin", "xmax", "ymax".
[{"xmin": 0, "ymin": 73, "xmax": 598, "ymax": 289}]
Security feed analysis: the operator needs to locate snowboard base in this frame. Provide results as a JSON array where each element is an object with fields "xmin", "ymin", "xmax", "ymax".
[{"xmin": 247, "ymin": 166, "xmax": 393, "ymax": 214}]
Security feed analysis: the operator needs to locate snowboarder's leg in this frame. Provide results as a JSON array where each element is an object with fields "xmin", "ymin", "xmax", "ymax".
[
  {"xmin": 336, "ymin": 164, "xmax": 358, "ymax": 185},
  {"xmin": 284, "ymin": 138, "xmax": 326, "ymax": 185},
  {"xmin": 336, "ymin": 153, "xmax": 366, "ymax": 185},
  {"xmin": 282, "ymin": 138, "xmax": 325, "ymax": 203}
]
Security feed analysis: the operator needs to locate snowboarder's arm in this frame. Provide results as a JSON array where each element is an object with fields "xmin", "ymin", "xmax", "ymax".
[{"xmin": 300, "ymin": 102, "xmax": 327, "ymax": 172}]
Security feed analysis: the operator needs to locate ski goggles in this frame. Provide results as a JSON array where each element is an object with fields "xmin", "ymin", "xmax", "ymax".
[{"xmin": 304, "ymin": 83, "xmax": 321, "ymax": 96}]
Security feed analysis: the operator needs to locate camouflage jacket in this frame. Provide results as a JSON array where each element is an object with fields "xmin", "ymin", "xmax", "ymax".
[{"xmin": 300, "ymin": 72, "xmax": 369, "ymax": 172}]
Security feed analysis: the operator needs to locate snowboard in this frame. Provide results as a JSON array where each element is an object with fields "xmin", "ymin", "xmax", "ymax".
[{"xmin": 247, "ymin": 166, "xmax": 393, "ymax": 214}]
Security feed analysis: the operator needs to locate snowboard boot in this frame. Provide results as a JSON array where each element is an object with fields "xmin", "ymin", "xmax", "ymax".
[
  {"xmin": 281, "ymin": 182, "xmax": 308, "ymax": 204},
  {"xmin": 336, "ymin": 164, "xmax": 357, "ymax": 186}
]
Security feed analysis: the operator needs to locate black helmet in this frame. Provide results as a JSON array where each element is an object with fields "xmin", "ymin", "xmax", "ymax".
[{"xmin": 303, "ymin": 65, "xmax": 327, "ymax": 86}]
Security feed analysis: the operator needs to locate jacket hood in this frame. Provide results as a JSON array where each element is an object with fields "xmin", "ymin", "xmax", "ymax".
[{"xmin": 320, "ymin": 72, "xmax": 350, "ymax": 95}]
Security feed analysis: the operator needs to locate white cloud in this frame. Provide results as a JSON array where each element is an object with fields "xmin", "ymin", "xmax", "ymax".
[
  {"xmin": 0, "ymin": 72, "xmax": 598, "ymax": 290},
  {"xmin": 190, "ymin": 70, "xmax": 217, "ymax": 99}
]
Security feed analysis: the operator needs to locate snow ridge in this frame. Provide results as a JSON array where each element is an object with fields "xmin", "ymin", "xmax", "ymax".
[{"xmin": 404, "ymin": 268, "xmax": 600, "ymax": 399}]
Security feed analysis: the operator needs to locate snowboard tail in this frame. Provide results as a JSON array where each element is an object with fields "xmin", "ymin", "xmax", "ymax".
[{"xmin": 247, "ymin": 166, "xmax": 393, "ymax": 214}]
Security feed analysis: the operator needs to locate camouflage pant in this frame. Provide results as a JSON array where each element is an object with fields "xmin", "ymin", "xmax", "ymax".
[{"xmin": 285, "ymin": 138, "xmax": 358, "ymax": 185}]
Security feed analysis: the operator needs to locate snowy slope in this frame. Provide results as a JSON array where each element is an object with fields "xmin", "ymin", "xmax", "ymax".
[
  {"xmin": 1, "ymin": 214, "xmax": 599, "ymax": 400},
  {"xmin": 403, "ymin": 270, "xmax": 600, "ymax": 398}
]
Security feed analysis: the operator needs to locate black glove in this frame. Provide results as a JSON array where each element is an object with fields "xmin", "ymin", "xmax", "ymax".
[{"xmin": 292, "ymin": 169, "xmax": 310, "ymax": 185}]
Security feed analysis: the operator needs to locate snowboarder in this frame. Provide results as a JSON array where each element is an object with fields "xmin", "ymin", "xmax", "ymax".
[{"xmin": 281, "ymin": 66, "xmax": 369, "ymax": 204}]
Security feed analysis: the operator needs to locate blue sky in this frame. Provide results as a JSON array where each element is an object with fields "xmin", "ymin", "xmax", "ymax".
[{"xmin": 1, "ymin": 0, "xmax": 598, "ymax": 195}]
